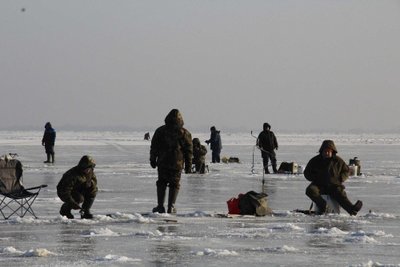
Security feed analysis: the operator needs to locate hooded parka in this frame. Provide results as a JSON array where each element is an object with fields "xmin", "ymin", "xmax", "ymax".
[
  {"xmin": 303, "ymin": 140, "xmax": 362, "ymax": 215},
  {"xmin": 57, "ymin": 155, "xmax": 98, "ymax": 208}
]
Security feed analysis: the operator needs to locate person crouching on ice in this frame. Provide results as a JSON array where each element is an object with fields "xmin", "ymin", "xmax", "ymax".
[
  {"xmin": 192, "ymin": 138, "xmax": 207, "ymax": 174},
  {"xmin": 304, "ymin": 140, "xmax": 363, "ymax": 215},
  {"xmin": 57, "ymin": 155, "xmax": 98, "ymax": 219}
]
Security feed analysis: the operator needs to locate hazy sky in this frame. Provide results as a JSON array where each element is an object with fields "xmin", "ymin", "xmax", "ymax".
[{"xmin": 1, "ymin": 1, "xmax": 400, "ymax": 132}]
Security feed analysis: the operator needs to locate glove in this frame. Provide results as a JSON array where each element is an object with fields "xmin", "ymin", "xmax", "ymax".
[
  {"xmin": 205, "ymin": 140, "xmax": 210, "ymax": 144},
  {"xmin": 150, "ymin": 160, "xmax": 157, "ymax": 169}
]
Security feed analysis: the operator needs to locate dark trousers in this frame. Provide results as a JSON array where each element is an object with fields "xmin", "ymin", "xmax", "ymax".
[
  {"xmin": 306, "ymin": 183, "xmax": 354, "ymax": 214},
  {"xmin": 156, "ymin": 169, "xmax": 182, "ymax": 210},
  {"xmin": 211, "ymin": 150, "xmax": 220, "ymax": 163},
  {"xmin": 262, "ymin": 151, "xmax": 277, "ymax": 172}
]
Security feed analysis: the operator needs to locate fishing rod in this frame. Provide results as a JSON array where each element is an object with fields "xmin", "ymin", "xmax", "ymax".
[
  {"xmin": 250, "ymin": 130, "xmax": 272, "ymax": 153},
  {"xmin": 251, "ymin": 131, "xmax": 267, "ymax": 194}
]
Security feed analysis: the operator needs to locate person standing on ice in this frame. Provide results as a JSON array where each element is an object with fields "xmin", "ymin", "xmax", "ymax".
[
  {"xmin": 256, "ymin": 123, "xmax": 278, "ymax": 173},
  {"xmin": 150, "ymin": 109, "xmax": 193, "ymax": 213},
  {"xmin": 42, "ymin": 122, "xmax": 56, "ymax": 163},
  {"xmin": 205, "ymin": 126, "xmax": 222, "ymax": 163},
  {"xmin": 57, "ymin": 155, "xmax": 98, "ymax": 219},
  {"xmin": 304, "ymin": 140, "xmax": 363, "ymax": 215}
]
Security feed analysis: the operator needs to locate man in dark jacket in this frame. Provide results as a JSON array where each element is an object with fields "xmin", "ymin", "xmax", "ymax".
[
  {"xmin": 205, "ymin": 126, "xmax": 222, "ymax": 163},
  {"xmin": 304, "ymin": 140, "xmax": 363, "ymax": 215},
  {"xmin": 192, "ymin": 138, "xmax": 207, "ymax": 174},
  {"xmin": 57, "ymin": 155, "xmax": 98, "ymax": 219},
  {"xmin": 256, "ymin": 123, "xmax": 278, "ymax": 173},
  {"xmin": 42, "ymin": 122, "xmax": 56, "ymax": 163},
  {"xmin": 150, "ymin": 109, "xmax": 193, "ymax": 213}
]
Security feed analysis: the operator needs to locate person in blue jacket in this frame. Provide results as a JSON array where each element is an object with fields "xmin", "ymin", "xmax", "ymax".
[{"xmin": 205, "ymin": 126, "xmax": 222, "ymax": 163}]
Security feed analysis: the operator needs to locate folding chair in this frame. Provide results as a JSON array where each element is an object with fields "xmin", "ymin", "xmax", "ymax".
[{"xmin": 0, "ymin": 154, "xmax": 47, "ymax": 219}]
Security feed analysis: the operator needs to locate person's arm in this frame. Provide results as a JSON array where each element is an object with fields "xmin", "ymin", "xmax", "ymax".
[
  {"xmin": 150, "ymin": 129, "xmax": 160, "ymax": 168},
  {"xmin": 303, "ymin": 158, "xmax": 317, "ymax": 182},
  {"xmin": 339, "ymin": 160, "xmax": 349, "ymax": 183},
  {"xmin": 183, "ymin": 130, "xmax": 193, "ymax": 173}
]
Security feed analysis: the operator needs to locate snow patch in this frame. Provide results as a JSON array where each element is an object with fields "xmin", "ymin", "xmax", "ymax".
[
  {"xmin": 95, "ymin": 254, "xmax": 142, "ymax": 263},
  {"xmin": 192, "ymin": 248, "xmax": 239, "ymax": 256}
]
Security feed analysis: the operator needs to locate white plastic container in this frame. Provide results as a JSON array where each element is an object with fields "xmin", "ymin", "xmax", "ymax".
[{"xmin": 348, "ymin": 165, "xmax": 358, "ymax": 177}]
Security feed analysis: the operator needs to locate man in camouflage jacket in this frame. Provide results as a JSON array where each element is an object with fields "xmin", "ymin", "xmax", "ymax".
[
  {"xmin": 57, "ymin": 155, "xmax": 98, "ymax": 219},
  {"xmin": 150, "ymin": 109, "xmax": 193, "ymax": 213},
  {"xmin": 304, "ymin": 140, "xmax": 362, "ymax": 215}
]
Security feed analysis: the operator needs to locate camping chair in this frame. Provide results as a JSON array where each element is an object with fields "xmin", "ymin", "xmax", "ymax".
[{"xmin": 0, "ymin": 154, "xmax": 47, "ymax": 219}]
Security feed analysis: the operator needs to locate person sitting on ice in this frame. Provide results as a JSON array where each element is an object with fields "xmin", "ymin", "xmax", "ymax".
[
  {"xmin": 57, "ymin": 155, "xmax": 98, "ymax": 219},
  {"xmin": 304, "ymin": 140, "xmax": 363, "ymax": 215}
]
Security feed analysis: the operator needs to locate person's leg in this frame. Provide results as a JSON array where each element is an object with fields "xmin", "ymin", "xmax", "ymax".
[
  {"xmin": 216, "ymin": 151, "xmax": 220, "ymax": 163},
  {"xmin": 306, "ymin": 184, "xmax": 327, "ymax": 214},
  {"xmin": 44, "ymin": 146, "xmax": 53, "ymax": 163},
  {"xmin": 167, "ymin": 171, "xmax": 181, "ymax": 214},
  {"xmin": 330, "ymin": 186, "xmax": 363, "ymax": 215},
  {"xmin": 211, "ymin": 150, "xmax": 217, "ymax": 163},
  {"xmin": 44, "ymin": 153, "xmax": 51, "ymax": 163},
  {"xmin": 59, "ymin": 193, "xmax": 83, "ymax": 219},
  {"xmin": 199, "ymin": 161, "xmax": 205, "ymax": 174},
  {"xmin": 81, "ymin": 191, "xmax": 96, "ymax": 219},
  {"xmin": 270, "ymin": 151, "xmax": 278, "ymax": 173},
  {"xmin": 262, "ymin": 157, "xmax": 270, "ymax": 174},
  {"xmin": 60, "ymin": 202, "xmax": 74, "ymax": 219},
  {"xmin": 153, "ymin": 170, "xmax": 167, "ymax": 213}
]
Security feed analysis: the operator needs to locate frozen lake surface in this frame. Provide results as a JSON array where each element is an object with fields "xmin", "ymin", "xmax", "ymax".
[{"xmin": 0, "ymin": 131, "xmax": 399, "ymax": 266}]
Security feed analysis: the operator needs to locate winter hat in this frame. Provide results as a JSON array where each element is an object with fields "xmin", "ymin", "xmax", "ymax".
[
  {"xmin": 318, "ymin": 140, "xmax": 338, "ymax": 154},
  {"xmin": 78, "ymin": 155, "xmax": 96, "ymax": 169}
]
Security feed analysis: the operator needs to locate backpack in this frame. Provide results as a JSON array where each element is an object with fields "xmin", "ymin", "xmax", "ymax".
[
  {"xmin": 238, "ymin": 191, "xmax": 272, "ymax": 216},
  {"xmin": 278, "ymin": 162, "xmax": 298, "ymax": 174}
]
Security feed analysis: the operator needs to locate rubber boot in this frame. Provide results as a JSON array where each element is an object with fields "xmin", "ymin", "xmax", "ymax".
[
  {"xmin": 81, "ymin": 197, "xmax": 95, "ymax": 219},
  {"xmin": 272, "ymin": 164, "xmax": 278, "ymax": 174},
  {"xmin": 306, "ymin": 186, "xmax": 327, "ymax": 215},
  {"xmin": 330, "ymin": 186, "xmax": 357, "ymax": 215},
  {"xmin": 350, "ymin": 200, "xmax": 363, "ymax": 216},
  {"xmin": 167, "ymin": 187, "xmax": 179, "ymax": 214},
  {"xmin": 264, "ymin": 167, "xmax": 270, "ymax": 174},
  {"xmin": 60, "ymin": 203, "xmax": 74, "ymax": 219},
  {"xmin": 44, "ymin": 154, "xmax": 51, "ymax": 163},
  {"xmin": 152, "ymin": 185, "xmax": 166, "ymax": 213}
]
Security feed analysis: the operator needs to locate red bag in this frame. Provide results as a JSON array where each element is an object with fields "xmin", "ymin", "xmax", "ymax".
[{"xmin": 227, "ymin": 194, "xmax": 243, "ymax": 214}]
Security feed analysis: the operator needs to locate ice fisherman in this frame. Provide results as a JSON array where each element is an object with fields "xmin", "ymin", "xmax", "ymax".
[
  {"xmin": 304, "ymin": 140, "xmax": 363, "ymax": 215},
  {"xmin": 205, "ymin": 126, "xmax": 222, "ymax": 163},
  {"xmin": 57, "ymin": 155, "xmax": 98, "ymax": 219},
  {"xmin": 256, "ymin": 123, "xmax": 278, "ymax": 173},
  {"xmin": 150, "ymin": 109, "xmax": 193, "ymax": 213},
  {"xmin": 42, "ymin": 122, "xmax": 56, "ymax": 163},
  {"xmin": 192, "ymin": 138, "xmax": 207, "ymax": 174}
]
